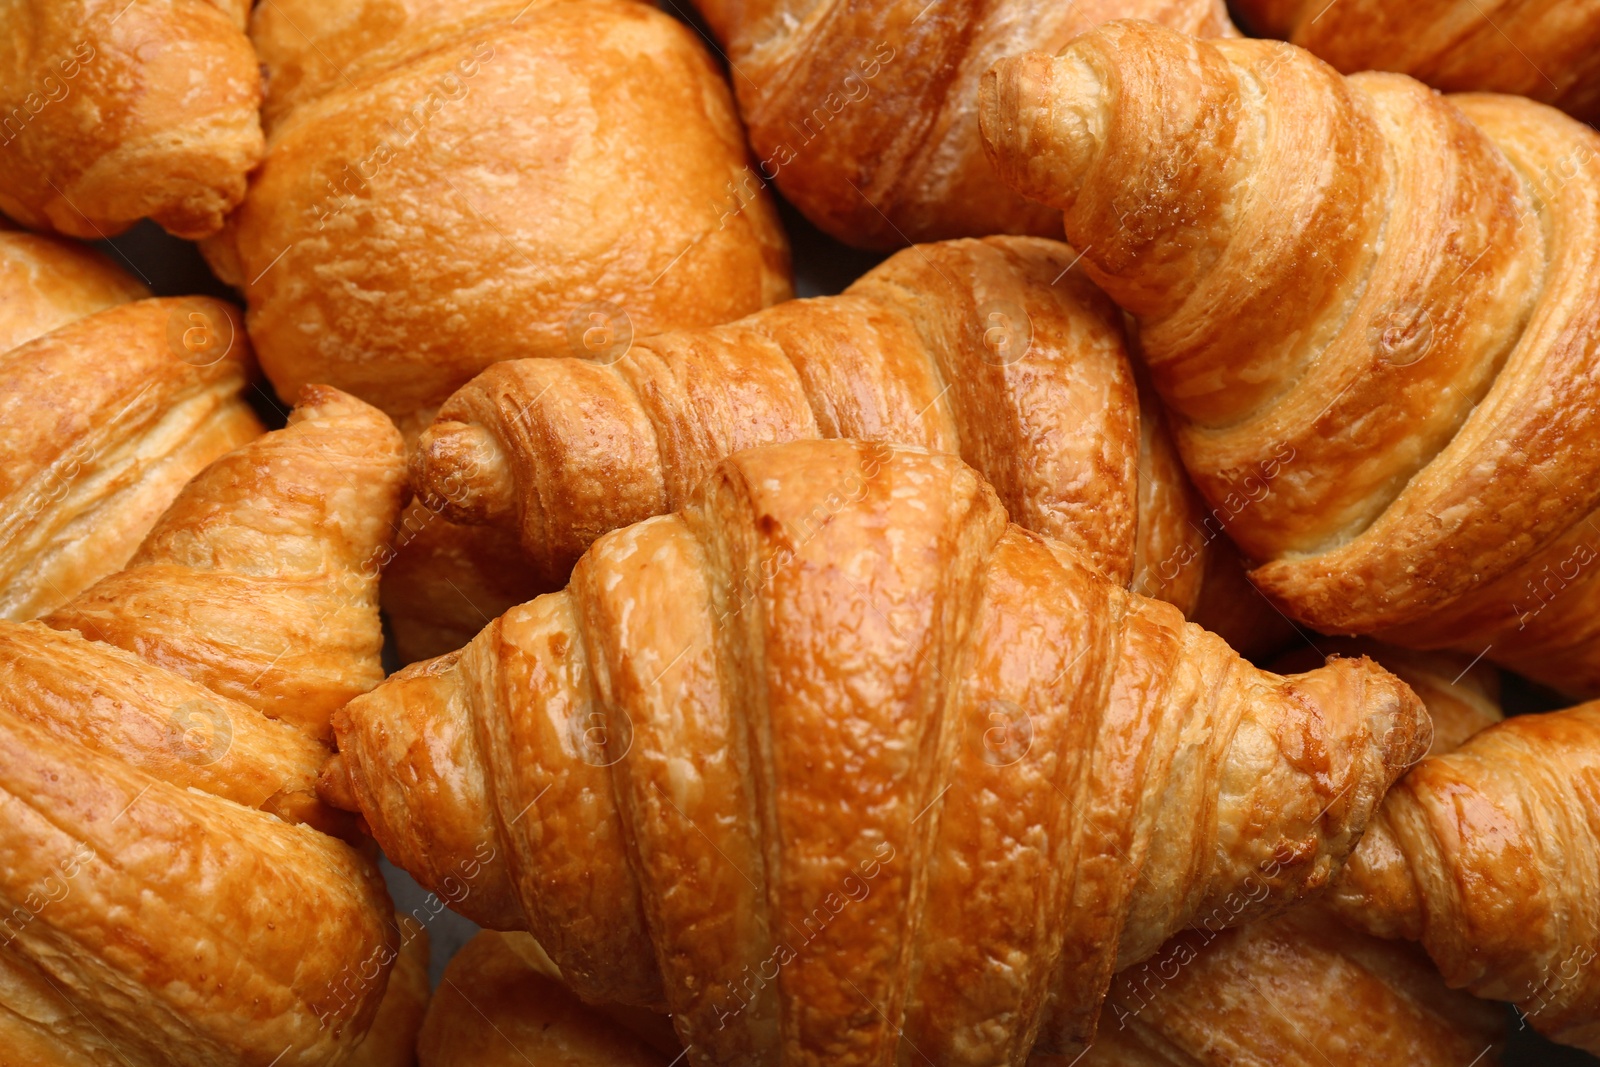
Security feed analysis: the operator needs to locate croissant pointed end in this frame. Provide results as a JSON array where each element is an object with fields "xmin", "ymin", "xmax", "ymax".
[
  {"xmin": 981, "ymin": 48, "xmax": 1107, "ymax": 213},
  {"xmin": 412, "ymin": 419, "xmax": 514, "ymax": 525},
  {"xmin": 319, "ymin": 750, "xmax": 361, "ymax": 813}
]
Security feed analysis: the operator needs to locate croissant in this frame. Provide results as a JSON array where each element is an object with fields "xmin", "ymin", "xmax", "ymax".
[
  {"xmin": 207, "ymin": 0, "xmax": 791, "ymax": 418},
  {"xmin": 414, "ymin": 234, "xmax": 1294, "ymax": 655},
  {"xmin": 1233, "ymin": 0, "xmax": 1600, "ymax": 125},
  {"xmin": 1330, "ymin": 701, "xmax": 1600, "ymax": 1055},
  {"xmin": 326, "ymin": 438, "xmax": 1428, "ymax": 1064},
  {"xmin": 1067, "ymin": 642, "xmax": 1507, "ymax": 1067},
  {"xmin": 0, "ymin": 387, "xmax": 408, "ymax": 1065},
  {"xmin": 417, "ymin": 931, "xmax": 681, "ymax": 1067},
  {"xmin": 692, "ymin": 0, "xmax": 1234, "ymax": 247},
  {"xmin": 0, "ymin": 231, "xmax": 263, "ymax": 622},
  {"xmin": 981, "ymin": 21, "xmax": 1600, "ymax": 694},
  {"xmin": 0, "ymin": 1, "xmax": 261, "ymax": 238}
]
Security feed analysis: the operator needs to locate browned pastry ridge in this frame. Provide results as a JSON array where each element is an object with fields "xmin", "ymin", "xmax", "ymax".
[
  {"xmin": 202, "ymin": 0, "xmax": 793, "ymax": 664},
  {"xmin": 0, "ymin": 387, "xmax": 409, "ymax": 1066},
  {"xmin": 0, "ymin": 231, "xmax": 263, "ymax": 622},
  {"xmin": 326, "ymin": 438, "xmax": 1428, "ymax": 1066},
  {"xmin": 1234, "ymin": 0, "xmax": 1600, "ymax": 126},
  {"xmin": 1065, "ymin": 642, "xmax": 1508, "ymax": 1067},
  {"xmin": 980, "ymin": 20, "xmax": 1600, "ymax": 694},
  {"xmin": 0, "ymin": 0, "xmax": 262, "ymax": 238},
  {"xmin": 692, "ymin": 0, "xmax": 1235, "ymax": 247},
  {"xmin": 413, "ymin": 235, "xmax": 1292, "ymax": 654},
  {"xmin": 1331, "ymin": 702, "xmax": 1600, "ymax": 1054}
]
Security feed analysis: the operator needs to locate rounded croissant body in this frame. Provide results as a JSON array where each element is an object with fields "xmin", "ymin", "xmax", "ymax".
[
  {"xmin": 980, "ymin": 20, "xmax": 1600, "ymax": 694},
  {"xmin": 330, "ymin": 439, "xmax": 1428, "ymax": 1066}
]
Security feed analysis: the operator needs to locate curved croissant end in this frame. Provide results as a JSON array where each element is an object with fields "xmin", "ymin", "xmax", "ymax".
[
  {"xmin": 0, "ymin": 1, "xmax": 262, "ymax": 238},
  {"xmin": 981, "ymin": 21, "xmax": 1600, "ymax": 693},
  {"xmin": 332, "ymin": 438, "xmax": 1426, "ymax": 1065},
  {"xmin": 413, "ymin": 236, "xmax": 1214, "ymax": 612},
  {"xmin": 1330, "ymin": 703, "xmax": 1600, "ymax": 1055},
  {"xmin": 1068, "ymin": 641, "xmax": 1508, "ymax": 1067},
  {"xmin": 0, "ymin": 279, "xmax": 263, "ymax": 622},
  {"xmin": 46, "ymin": 385, "xmax": 408, "ymax": 740}
]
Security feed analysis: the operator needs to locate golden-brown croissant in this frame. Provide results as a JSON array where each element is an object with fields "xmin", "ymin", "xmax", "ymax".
[
  {"xmin": 0, "ymin": 1, "xmax": 262, "ymax": 238},
  {"xmin": 46, "ymin": 385, "xmax": 408, "ymax": 741},
  {"xmin": 1331, "ymin": 702, "xmax": 1600, "ymax": 1054},
  {"xmin": 981, "ymin": 21, "xmax": 1600, "ymax": 694},
  {"xmin": 0, "ymin": 231, "xmax": 263, "ymax": 622},
  {"xmin": 0, "ymin": 388, "xmax": 409, "ymax": 1066},
  {"xmin": 1233, "ymin": 0, "xmax": 1600, "ymax": 125},
  {"xmin": 1067, "ymin": 642, "xmax": 1508, "ymax": 1067},
  {"xmin": 692, "ymin": 0, "xmax": 1235, "ymax": 248},
  {"xmin": 327, "ymin": 438, "xmax": 1428, "ymax": 1064},
  {"xmin": 416, "ymin": 931, "xmax": 678, "ymax": 1067},
  {"xmin": 413, "ymin": 234, "xmax": 1293, "ymax": 655},
  {"xmin": 207, "ymin": 0, "xmax": 791, "ymax": 419}
]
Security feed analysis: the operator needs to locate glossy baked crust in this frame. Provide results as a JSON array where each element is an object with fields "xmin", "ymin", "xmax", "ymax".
[
  {"xmin": 1332, "ymin": 702, "xmax": 1600, "ymax": 1055},
  {"xmin": 0, "ymin": 388, "xmax": 408, "ymax": 1066},
  {"xmin": 327, "ymin": 439, "xmax": 1427, "ymax": 1065},
  {"xmin": 1234, "ymin": 0, "xmax": 1600, "ymax": 125},
  {"xmin": 205, "ymin": 0, "xmax": 792, "ymax": 418},
  {"xmin": 0, "ymin": 0, "xmax": 262, "ymax": 238},
  {"xmin": 0, "ymin": 232, "xmax": 262, "ymax": 622},
  {"xmin": 981, "ymin": 22, "xmax": 1600, "ymax": 693},
  {"xmin": 414, "ymin": 236, "xmax": 1219, "ymax": 605},
  {"xmin": 46, "ymin": 386, "xmax": 408, "ymax": 741},
  {"xmin": 693, "ymin": 0, "xmax": 1234, "ymax": 247},
  {"xmin": 416, "ymin": 931, "xmax": 674, "ymax": 1067}
]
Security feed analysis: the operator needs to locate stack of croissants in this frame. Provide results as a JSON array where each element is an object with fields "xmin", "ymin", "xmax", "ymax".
[{"xmin": 4, "ymin": 0, "xmax": 1600, "ymax": 1065}]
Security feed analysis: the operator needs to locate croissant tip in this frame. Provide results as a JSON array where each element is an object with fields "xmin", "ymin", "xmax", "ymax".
[{"xmin": 318, "ymin": 751, "xmax": 362, "ymax": 813}]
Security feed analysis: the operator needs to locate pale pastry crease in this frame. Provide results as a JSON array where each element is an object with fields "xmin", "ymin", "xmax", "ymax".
[
  {"xmin": 412, "ymin": 235, "xmax": 1288, "ymax": 654},
  {"xmin": 205, "ymin": 0, "xmax": 792, "ymax": 419},
  {"xmin": 980, "ymin": 21, "xmax": 1600, "ymax": 694},
  {"xmin": 1234, "ymin": 0, "xmax": 1600, "ymax": 125},
  {"xmin": 1332, "ymin": 702, "xmax": 1600, "ymax": 1055},
  {"xmin": 0, "ymin": 0, "xmax": 262, "ymax": 238},
  {"xmin": 0, "ymin": 232, "xmax": 262, "ymax": 622},
  {"xmin": 692, "ymin": 0, "xmax": 1237, "ymax": 247},
  {"xmin": 0, "ymin": 388, "xmax": 410, "ymax": 1065},
  {"xmin": 327, "ymin": 439, "xmax": 1428, "ymax": 1066}
]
